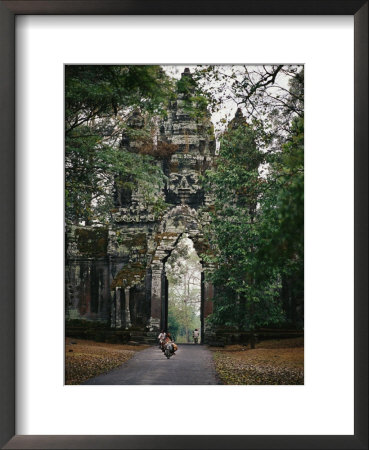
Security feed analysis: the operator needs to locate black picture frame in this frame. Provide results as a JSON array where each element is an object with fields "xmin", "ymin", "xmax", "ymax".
[{"xmin": 0, "ymin": 1, "xmax": 367, "ymax": 449}]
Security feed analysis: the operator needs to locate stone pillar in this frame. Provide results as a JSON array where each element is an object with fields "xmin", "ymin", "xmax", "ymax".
[
  {"xmin": 149, "ymin": 265, "xmax": 162, "ymax": 331},
  {"xmin": 124, "ymin": 287, "xmax": 131, "ymax": 330},
  {"xmin": 204, "ymin": 280, "xmax": 214, "ymax": 318},
  {"xmin": 115, "ymin": 287, "xmax": 122, "ymax": 329},
  {"xmin": 110, "ymin": 290, "xmax": 116, "ymax": 328},
  {"xmin": 160, "ymin": 269, "xmax": 167, "ymax": 330}
]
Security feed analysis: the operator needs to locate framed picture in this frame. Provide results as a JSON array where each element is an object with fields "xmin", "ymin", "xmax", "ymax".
[{"xmin": 0, "ymin": 1, "xmax": 367, "ymax": 449}]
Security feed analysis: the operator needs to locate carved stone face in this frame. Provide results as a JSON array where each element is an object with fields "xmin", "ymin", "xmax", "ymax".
[{"xmin": 168, "ymin": 170, "xmax": 199, "ymax": 195}]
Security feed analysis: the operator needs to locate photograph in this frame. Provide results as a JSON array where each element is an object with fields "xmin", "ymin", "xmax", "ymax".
[
  {"xmin": 1, "ymin": 0, "xmax": 367, "ymax": 446},
  {"xmin": 64, "ymin": 64, "xmax": 304, "ymax": 386}
]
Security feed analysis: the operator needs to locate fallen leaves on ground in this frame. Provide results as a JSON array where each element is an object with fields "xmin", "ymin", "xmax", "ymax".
[
  {"xmin": 211, "ymin": 338, "xmax": 304, "ymax": 385},
  {"xmin": 65, "ymin": 339, "xmax": 149, "ymax": 385}
]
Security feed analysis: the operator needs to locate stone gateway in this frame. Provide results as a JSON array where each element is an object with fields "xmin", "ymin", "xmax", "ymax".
[{"xmin": 65, "ymin": 69, "xmax": 216, "ymax": 343}]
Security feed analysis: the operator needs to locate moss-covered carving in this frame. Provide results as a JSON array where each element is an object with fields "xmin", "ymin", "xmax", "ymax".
[
  {"xmin": 116, "ymin": 232, "xmax": 148, "ymax": 254},
  {"xmin": 75, "ymin": 228, "xmax": 108, "ymax": 257},
  {"xmin": 111, "ymin": 262, "xmax": 146, "ymax": 289},
  {"xmin": 126, "ymin": 233, "xmax": 147, "ymax": 248},
  {"xmin": 169, "ymin": 161, "xmax": 179, "ymax": 173}
]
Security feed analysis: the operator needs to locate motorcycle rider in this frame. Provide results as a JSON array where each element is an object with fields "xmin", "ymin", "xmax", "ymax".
[
  {"xmin": 158, "ymin": 330, "xmax": 166, "ymax": 351},
  {"xmin": 164, "ymin": 331, "xmax": 177, "ymax": 356}
]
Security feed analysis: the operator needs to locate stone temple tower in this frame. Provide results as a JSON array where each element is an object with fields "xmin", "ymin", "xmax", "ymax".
[
  {"xmin": 65, "ymin": 68, "xmax": 216, "ymax": 342},
  {"xmin": 160, "ymin": 67, "xmax": 216, "ymax": 206}
]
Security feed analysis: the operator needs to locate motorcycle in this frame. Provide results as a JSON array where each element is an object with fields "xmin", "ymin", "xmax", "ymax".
[{"xmin": 164, "ymin": 342, "xmax": 174, "ymax": 359}]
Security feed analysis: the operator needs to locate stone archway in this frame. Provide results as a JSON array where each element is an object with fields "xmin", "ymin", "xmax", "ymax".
[
  {"xmin": 164, "ymin": 233, "xmax": 203, "ymax": 343},
  {"xmin": 148, "ymin": 205, "xmax": 214, "ymax": 341}
]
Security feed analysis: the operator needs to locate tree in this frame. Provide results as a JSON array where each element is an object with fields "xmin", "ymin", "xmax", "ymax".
[
  {"xmin": 203, "ymin": 123, "xmax": 285, "ymax": 345},
  {"xmin": 166, "ymin": 236, "xmax": 202, "ymax": 342},
  {"xmin": 193, "ymin": 65, "xmax": 303, "ymax": 141},
  {"xmin": 65, "ymin": 65, "xmax": 174, "ymax": 224},
  {"xmin": 260, "ymin": 115, "xmax": 304, "ymax": 327},
  {"xmin": 200, "ymin": 67, "xmax": 304, "ymax": 344}
]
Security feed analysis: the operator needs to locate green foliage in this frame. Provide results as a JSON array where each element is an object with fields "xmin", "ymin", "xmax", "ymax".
[
  {"xmin": 260, "ymin": 116, "xmax": 304, "ymax": 327},
  {"xmin": 197, "ymin": 67, "xmax": 304, "ymax": 333},
  {"xmin": 65, "ymin": 65, "xmax": 174, "ymax": 224},
  {"xmin": 204, "ymin": 124, "xmax": 285, "ymax": 331},
  {"xmin": 176, "ymin": 72, "xmax": 197, "ymax": 96},
  {"xmin": 65, "ymin": 65, "xmax": 173, "ymax": 132},
  {"xmin": 168, "ymin": 301, "xmax": 200, "ymax": 343},
  {"xmin": 261, "ymin": 116, "xmax": 304, "ymax": 271},
  {"xmin": 166, "ymin": 237, "xmax": 202, "ymax": 342},
  {"xmin": 176, "ymin": 71, "xmax": 210, "ymax": 120}
]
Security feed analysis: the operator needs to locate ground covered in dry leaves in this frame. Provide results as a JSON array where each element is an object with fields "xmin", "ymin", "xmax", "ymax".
[
  {"xmin": 65, "ymin": 339, "xmax": 149, "ymax": 385},
  {"xmin": 211, "ymin": 337, "xmax": 304, "ymax": 385}
]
